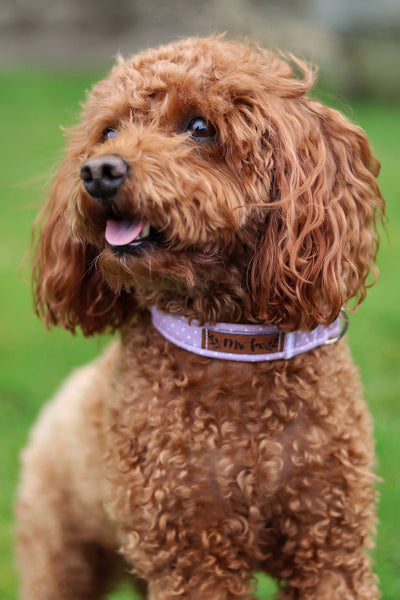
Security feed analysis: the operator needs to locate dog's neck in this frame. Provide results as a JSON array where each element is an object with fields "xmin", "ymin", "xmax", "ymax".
[{"xmin": 151, "ymin": 306, "xmax": 348, "ymax": 362}]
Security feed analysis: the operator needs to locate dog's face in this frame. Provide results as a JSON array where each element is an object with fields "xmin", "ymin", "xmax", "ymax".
[
  {"xmin": 70, "ymin": 42, "xmax": 263, "ymax": 297},
  {"xmin": 33, "ymin": 37, "xmax": 384, "ymax": 335}
]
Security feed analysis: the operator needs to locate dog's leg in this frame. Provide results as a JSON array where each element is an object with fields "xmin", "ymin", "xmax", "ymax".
[
  {"xmin": 16, "ymin": 504, "xmax": 119, "ymax": 600},
  {"xmin": 278, "ymin": 567, "xmax": 379, "ymax": 600},
  {"xmin": 15, "ymin": 352, "xmax": 123, "ymax": 600},
  {"xmin": 146, "ymin": 568, "xmax": 257, "ymax": 600},
  {"xmin": 116, "ymin": 513, "xmax": 260, "ymax": 600},
  {"xmin": 114, "ymin": 506, "xmax": 258, "ymax": 599},
  {"xmin": 271, "ymin": 468, "xmax": 379, "ymax": 600}
]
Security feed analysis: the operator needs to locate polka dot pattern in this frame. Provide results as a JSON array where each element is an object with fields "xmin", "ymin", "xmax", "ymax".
[{"xmin": 151, "ymin": 307, "xmax": 344, "ymax": 362}]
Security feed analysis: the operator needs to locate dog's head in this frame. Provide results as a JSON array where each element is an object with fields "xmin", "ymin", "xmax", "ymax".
[{"xmin": 33, "ymin": 37, "xmax": 384, "ymax": 335}]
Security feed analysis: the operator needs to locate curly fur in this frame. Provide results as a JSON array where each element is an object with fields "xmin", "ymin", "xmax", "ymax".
[{"xmin": 16, "ymin": 37, "xmax": 384, "ymax": 599}]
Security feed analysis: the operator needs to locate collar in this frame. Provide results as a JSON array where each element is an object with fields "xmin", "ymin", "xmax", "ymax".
[{"xmin": 151, "ymin": 306, "xmax": 348, "ymax": 362}]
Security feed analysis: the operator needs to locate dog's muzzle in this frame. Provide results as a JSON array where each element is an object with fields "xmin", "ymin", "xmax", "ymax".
[{"xmin": 80, "ymin": 154, "xmax": 165, "ymax": 255}]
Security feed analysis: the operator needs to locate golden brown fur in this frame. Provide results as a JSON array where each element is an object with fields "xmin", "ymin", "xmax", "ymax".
[{"xmin": 16, "ymin": 37, "xmax": 384, "ymax": 599}]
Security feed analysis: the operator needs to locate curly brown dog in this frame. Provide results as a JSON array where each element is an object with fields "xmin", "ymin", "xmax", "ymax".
[{"xmin": 16, "ymin": 37, "xmax": 384, "ymax": 600}]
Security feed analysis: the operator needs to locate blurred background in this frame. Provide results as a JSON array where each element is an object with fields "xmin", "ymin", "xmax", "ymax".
[
  {"xmin": 1, "ymin": 0, "xmax": 400, "ymax": 98},
  {"xmin": 1, "ymin": 1, "xmax": 399, "ymax": 599}
]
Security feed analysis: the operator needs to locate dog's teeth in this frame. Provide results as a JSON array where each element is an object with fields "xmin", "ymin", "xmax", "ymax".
[{"xmin": 138, "ymin": 222, "xmax": 151, "ymax": 239}]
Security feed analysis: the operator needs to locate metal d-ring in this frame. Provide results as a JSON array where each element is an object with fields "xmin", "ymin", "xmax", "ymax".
[{"xmin": 324, "ymin": 308, "xmax": 349, "ymax": 345}]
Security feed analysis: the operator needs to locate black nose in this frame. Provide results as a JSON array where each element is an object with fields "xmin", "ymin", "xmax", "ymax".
[{"xmin": 80, "ymin": 155, "xmax": 128, "ymax": 199}]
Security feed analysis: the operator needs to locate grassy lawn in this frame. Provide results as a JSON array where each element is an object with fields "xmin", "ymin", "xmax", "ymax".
[{"xmin": 0, "ymin": 69, "xmax": 399, "ymax": 599}]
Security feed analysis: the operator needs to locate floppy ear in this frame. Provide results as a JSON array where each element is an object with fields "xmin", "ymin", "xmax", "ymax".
[
  {"xmin": 32, "ymin": 156, "xmax": 136, "ymax": 336},
  {"xmin": 249, "ymin": 73, "xmax": 384, "ymax": 330}
]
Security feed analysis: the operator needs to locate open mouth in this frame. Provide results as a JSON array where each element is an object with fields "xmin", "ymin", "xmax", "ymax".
[{"xmin": 105, "ymin": 218, "xmax": 162, "ymax": 254}]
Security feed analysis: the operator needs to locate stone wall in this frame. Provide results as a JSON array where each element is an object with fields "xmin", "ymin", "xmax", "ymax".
[{"xmin": 1, "ymin": 0, "xmax": 399, "ymax": 98}]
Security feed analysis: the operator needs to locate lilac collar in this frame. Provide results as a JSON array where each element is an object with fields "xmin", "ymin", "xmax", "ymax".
[{"xmin": 151, "ymin": 306, "xmax": 348, "ymax": 362}]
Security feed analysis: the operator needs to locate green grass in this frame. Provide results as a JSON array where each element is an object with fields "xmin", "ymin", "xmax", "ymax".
[{"xmin": 0, "ymin": 70, "xmax": 399, "ymax": 599}]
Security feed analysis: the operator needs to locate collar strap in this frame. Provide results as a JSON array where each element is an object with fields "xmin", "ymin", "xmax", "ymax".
[{"xmin": 151, "ymin": 306, "xmax": 348, "ymax": 362}]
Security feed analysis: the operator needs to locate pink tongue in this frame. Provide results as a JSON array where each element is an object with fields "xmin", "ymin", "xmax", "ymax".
[{"xmin": 105, "ymin": 219, "xmax": 146, "ymax": 246}]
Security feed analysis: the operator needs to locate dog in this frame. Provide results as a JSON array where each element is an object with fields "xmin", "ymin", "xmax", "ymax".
[{"xmin": 16, "ymin": 37, "xmax": 384, "ymax": 599}]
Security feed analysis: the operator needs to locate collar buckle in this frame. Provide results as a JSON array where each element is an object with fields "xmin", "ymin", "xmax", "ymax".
[{"xmin": 324, "ymin": 309, "xmax": 349, "ymax": 345}]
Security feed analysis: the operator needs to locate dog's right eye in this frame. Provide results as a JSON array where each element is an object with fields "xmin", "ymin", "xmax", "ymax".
[
  {"xmin": 102, "ymin": 128, "xmax": 117, "ymax": 142},
  {"xmin": 186, "ymin": 117, "xmax": 216, "ymax": 142}
]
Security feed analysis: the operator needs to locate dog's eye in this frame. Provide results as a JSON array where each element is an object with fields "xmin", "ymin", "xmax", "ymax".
[
  {"xmin": 187, "ymin": 117, "xmax": 216, "ymax": 141},
  {"xmin": 102, "ymin": 127, "xmax": 117, "ymax": 142}
]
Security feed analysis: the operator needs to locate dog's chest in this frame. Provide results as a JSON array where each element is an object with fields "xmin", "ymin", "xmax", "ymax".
[{"xmin": 105, "ymin": 336, "xmax": 307, "ymax": 532}]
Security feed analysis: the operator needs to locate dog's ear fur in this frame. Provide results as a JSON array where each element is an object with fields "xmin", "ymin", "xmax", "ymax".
[
  {"xmin": 244, "ymin": 57, "xmax": 384, "ymax": 330},
  {"xmin": 32, "ymin": 156, "xmax": 136, "ymax": 336}
]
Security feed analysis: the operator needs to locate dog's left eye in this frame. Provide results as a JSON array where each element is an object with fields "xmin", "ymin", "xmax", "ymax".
[
  {"xmin": 187, "ymin": 117, "xmax": 216, "ymax": 141},
  {"xmin": 102, "ymin": 127, "xmax": 117, "ymax": 142}
]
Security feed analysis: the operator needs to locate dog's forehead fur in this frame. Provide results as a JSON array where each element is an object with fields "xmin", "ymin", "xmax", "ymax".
[{"xmin": 84, "ymin": 37, "xmax": 304, "ymax": 129}]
